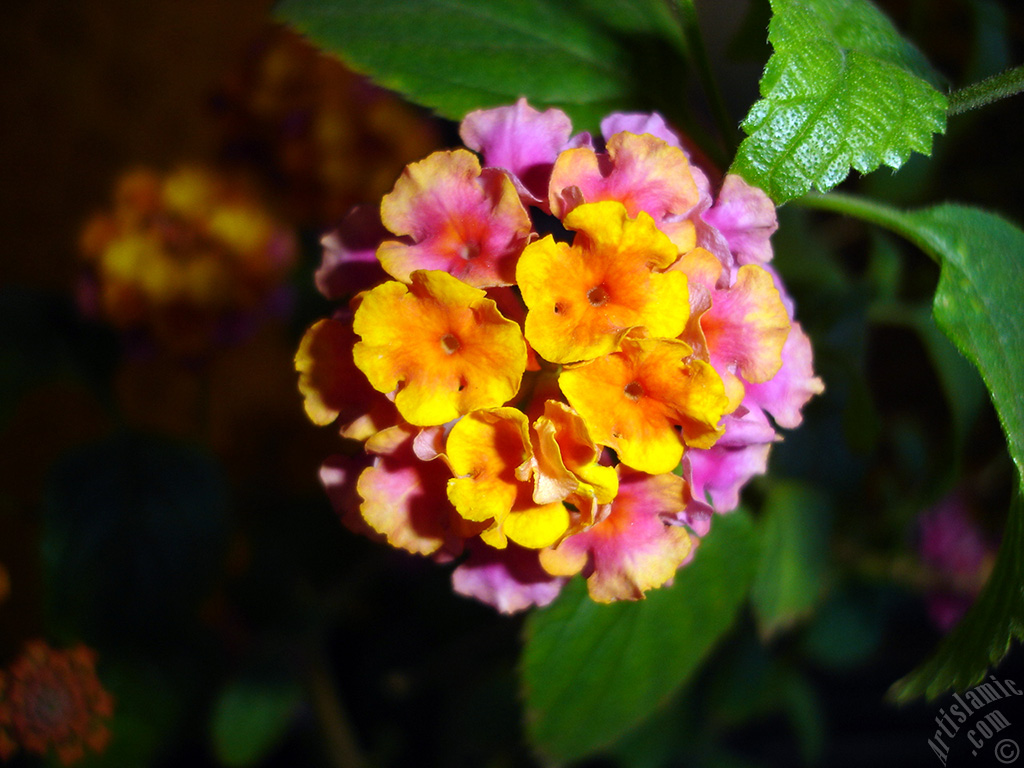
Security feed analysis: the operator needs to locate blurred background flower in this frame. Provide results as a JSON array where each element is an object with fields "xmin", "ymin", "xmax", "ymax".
[
  {"xmin": 78, "ymin": 165, "xmax": 297, "ymax": 358},
  {"xmin": 918, "ymin": 490, "xmax": 997, "ymax": 632},
  {"xmin": 0, "ymin": 641, "xmax": 114, "ymax": 766}
]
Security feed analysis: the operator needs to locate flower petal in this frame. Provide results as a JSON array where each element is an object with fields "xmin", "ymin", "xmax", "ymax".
[
  {"xmin": 744, "ymin": 320, "xmax": 824, "ymax": 429},
  {"xmin": 701, "ymin": 174, "xmax": 778, "ymax": 267},
  {"xmin": 531, "ymin": 400, "xmax": 618, "ymax": 505},
  {"xmin": 295, "ymin": 317, "xmax": 396, "ymax": 438},
  {"xmin": 685, "ymin": 406, "xmax": 776, "ymax": 513},
  {"xmin": 451, "ymin": 539, "xmax": 566, "ymax": 613},
  {"xmin": 675, "ymin": 248, "xmax": 791, "ymax": 412},
  {"xmin": 357, "ymin": 425, "xmax": 470, "ymax": 556},
  {"xmin": 315, "ymin": 205, "xmax": 390, "ymax": 300},
  {"xmin": 446, "ymin": 407, "xmax": 532, "ymax": 524},
  {"xmin": 446, "ymin": 407, "xmax": 571, "ymax": 549},
  {"xmin": 600, "ymin": 111, "xmax": 682, "ymax": 148},
  {"xmin": 460, "ymin": 97, "xmax": 574, "ymax": 205},
  {"xmin": 320, "ymin": 453, "xmax": 376, "ymax": 538}
]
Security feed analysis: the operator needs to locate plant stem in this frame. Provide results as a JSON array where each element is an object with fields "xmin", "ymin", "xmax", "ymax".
[
  {"xmin": 948, "ymin": 64, "xmax": 1024, "ymax": 116},
  {"xmin": 793, "ymin": 192, "xmax": 940, "ymax": 265},
  {"xmin": 667, "ymin": 0, "xmax": 739, "ymax": 157},
  {"xmin": 307, "ymin": 648, "xmax": 369, "ymax": 768}
]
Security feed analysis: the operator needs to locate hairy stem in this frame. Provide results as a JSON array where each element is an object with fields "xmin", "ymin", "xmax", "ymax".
[{"xmin": 948, "ymin": 64, "xmax": 1024, "ymax": 116}]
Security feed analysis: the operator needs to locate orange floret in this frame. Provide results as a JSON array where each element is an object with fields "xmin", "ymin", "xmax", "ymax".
[
  {"xmin": 517, "ymin": 201, "xmax": 688, "ymax": 364},
  {"xmin": 353, "ymin": 270, "xmax": 527, "ymax": 426},
  {"xmin": 558, "ymin": 337, "xmax": 728, "ymax": 474}
]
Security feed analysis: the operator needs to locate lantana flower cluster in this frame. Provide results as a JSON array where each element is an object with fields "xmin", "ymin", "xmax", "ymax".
[
  {"xmin": 0, "ymin": 641, "xmax": 114, "ymax": 766},
  {"xmin": 79, "ymin": 166, "xmax": 297, "ymax": 356},
  {"xmin": 297, "ymin": 100, "xmax": 823, "ymax": 612}
]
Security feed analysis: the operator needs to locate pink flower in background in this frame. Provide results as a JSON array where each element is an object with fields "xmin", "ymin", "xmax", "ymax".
[{"xmin": 918, "ymin": 491, "xmax": 997, "ymax": 631}]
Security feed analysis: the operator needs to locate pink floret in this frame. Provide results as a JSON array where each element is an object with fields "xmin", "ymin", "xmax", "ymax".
[{"xmin": 452, "ymin": 539, "xmax": 566, "ymax": 614}]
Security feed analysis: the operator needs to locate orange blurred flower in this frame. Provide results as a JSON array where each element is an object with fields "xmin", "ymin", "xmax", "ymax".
[{"xmin": 0, "ymin": 641, "xmax": 114, "ymax": 766}]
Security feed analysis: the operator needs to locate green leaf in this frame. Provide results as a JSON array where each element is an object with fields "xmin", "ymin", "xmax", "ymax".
[
  {"xmin": 521, "ymin": 509, "xmax": 757, "ymax": 763},
  {"xmin": 750, "ymin": 481, "xmax": 832, "ymax": 637},
  {"xmin": 211, "ymin": 677, "xmax": 304, "ymax": 767},
  {"xmin": 892, "ymin": 494, "xmax": 1024, "ymax": 701},
  {"xmin": 731, "ymin": 0, "xmax": 947, "ymax": 203},
  {"xmin": 797, "ymin": 197, "xmax": 1024, "ymax": 493},
  {"xmin": 795, "ymin": 193, "xmax": 1024, "ymax": 700},
  {"xmin": 922, "ymin": 206, "xmax": 1024, "ymax": 487},
  {"xmin": 275, "ymin": 0, "xmax": 687, "ymax": 133},
  {"xmin": 884, "ymin": 204, "xmax": 1024, "ymax": 700}
]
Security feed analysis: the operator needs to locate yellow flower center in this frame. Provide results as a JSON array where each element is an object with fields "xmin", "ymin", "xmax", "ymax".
[{"xmin": 623, "ymin": 380, "xmax": 644, "ymax": 402}]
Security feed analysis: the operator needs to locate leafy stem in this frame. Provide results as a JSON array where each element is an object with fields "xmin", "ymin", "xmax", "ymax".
[
  {"xmin": 948, "ymin": 64, "xmax": 1024, "ymax": 116},
  {"xmin": 666, "ymin": 0, "xmax": 739, "ymax": 158}
]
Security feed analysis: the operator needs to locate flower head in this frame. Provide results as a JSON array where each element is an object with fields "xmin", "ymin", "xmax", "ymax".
[
  {"xmin": 78, "ymin": 165, "xmax": 296, "ymax": 357},
  {"xmin": 214, "ymin": 26, "xmax": 441, "ymax": 226},
  {"xmin": 918, "ymin": 491, "xmax": 997, "ymax": 631},
  {"xmin": 296, "ymin": 100, "xmax": 821, "ymax": 612},
  {"xmin": 0, "ymin": 642, "xmax": 114, "ymax": 766}
]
